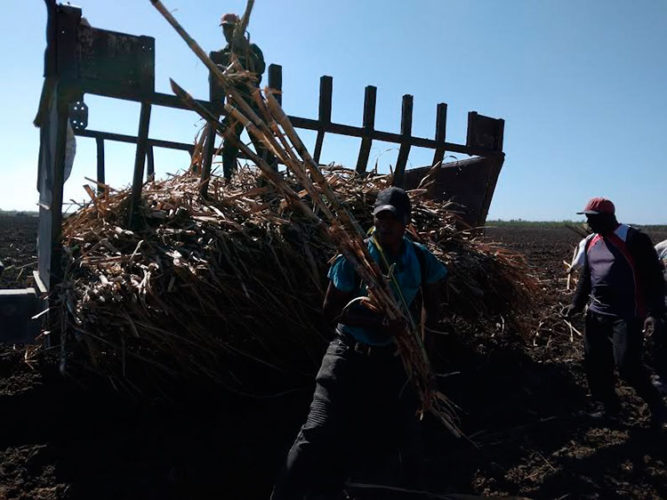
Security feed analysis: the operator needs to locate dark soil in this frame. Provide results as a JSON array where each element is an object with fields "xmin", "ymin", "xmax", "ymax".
[
  {"xmin": 1, "ymin": 216, "xmax": 667, "ymax": 499},
  {"xmin": 0, "ymin": 215, "xmax": 38, "ymax": 289}
]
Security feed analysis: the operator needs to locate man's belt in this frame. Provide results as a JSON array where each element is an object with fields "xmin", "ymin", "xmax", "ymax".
[{"xmin": 335, "ymin": 330, "xmax": 396, "ymax": 357}]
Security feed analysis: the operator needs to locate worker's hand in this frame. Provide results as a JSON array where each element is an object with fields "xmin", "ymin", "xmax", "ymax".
[
  {"xmin": 381, "ymin": 316, "xmax": 407, "ymax": 337},
  {"xmin": 561, "ymin": 304, "xmax": 581, "ymax": 319},
  {"xmin": 643, "ymin": 316, "xmax": 657, "ymax": 336}
]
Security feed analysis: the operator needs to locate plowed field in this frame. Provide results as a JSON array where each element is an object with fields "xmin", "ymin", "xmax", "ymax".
[{"xmin": 1, "ymin": 215, "xmax": 666, "ymax": 499}]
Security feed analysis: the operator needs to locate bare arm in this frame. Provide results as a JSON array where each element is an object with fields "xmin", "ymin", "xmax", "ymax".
[
  {"xmin": 422, "ymin": 281, "xmax": 442, "ymax": 330},
  {"xmin": 322, "ymin": 281, "xmax": 388, "ymax": 330}
]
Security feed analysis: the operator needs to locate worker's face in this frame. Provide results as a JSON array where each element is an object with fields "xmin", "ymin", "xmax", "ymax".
[
  {"xmin": 373, "ymin": 211, "xmax": 406, "ymax": 248},
  {"xmin": 586, "ymin": 214, "xmax": 615, "ymax": 235},
  {"xmin": 222, "ymin": 24, "xmax": 235, "ymax": 43}
]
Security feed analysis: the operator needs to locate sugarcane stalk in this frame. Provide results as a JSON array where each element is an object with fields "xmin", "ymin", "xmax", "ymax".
[
  {"xmin": 149, "ymin": 0, "xmax": 274, "ymax": 143},
  {"xmin": 169, "ymin": 79, "xmax": 320, "ymax": 224},
  {"xmin": 234, "ymin": 0, "xmax": 255, "ymax": 45},
  {"xmin": 153, "ymin": 0, "xmax": 461, "ymax": 437}
]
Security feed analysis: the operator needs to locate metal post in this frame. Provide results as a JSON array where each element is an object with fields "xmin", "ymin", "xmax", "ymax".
[
  {"xmin": 268, "ymin": 64, "xmax": 282, "ymax": 105},
  {"xmin": 49, "ymin": 92, "xmax": 70, "ymax": 288},
  {"xmin": 128, "ymin": 101, "xmax": 152, "ymax": 228},
  {"xmin": 95, "ymin": 137, "xmax": 106, "ymax": 195}
]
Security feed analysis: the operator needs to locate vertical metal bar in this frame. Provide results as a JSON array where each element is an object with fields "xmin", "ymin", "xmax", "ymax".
[
  {"xmin": 313, "ymin": 75, "xmax": 332, "ymax": 164},
  {"xmin": 128, "ymin": 101, "xmax": 152, "ymax": 228},
  {"xmin": 49, "ymin": 93, "xmax": 70, "ymax": 290},
  {"xmin": 95, "ymin": 137, "xmax": 106, "ymax": 195},
  {"xmin": 432, "ymin": 103, "xmax": 448, "ymax": 167},
  {"xmin": 146, "ymin": 144, "xmax": 155, "ymax": 181},
  {"xmin": 268, "ymin": 64, "xmax": 283, "ymax": 105},
  {"xmin": 496, "ymin": 118, "xmax": 505, "ymax": 152},
  {"xmin": 355, "ymin": 85, "xmax": 376, "ymax": 174},
  {"xmin": 393, "ymin": 94, "xmax": 413, "ymax": 187},
  {"xmin": 466, "ymin": 111, "xmax": 478, "ymax": 148},
  {"xmin": 200, "ymin": 121, "xmax": 218, "ymax": 197}
]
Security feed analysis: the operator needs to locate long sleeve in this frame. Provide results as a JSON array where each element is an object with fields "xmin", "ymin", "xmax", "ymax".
[
  {"xmin": 572, "ymin": 252, "xmax": 591, "ymax": 311},
  {"xmin": 629, "ymin": 230, "xmax": 665, "ymax": 317}
]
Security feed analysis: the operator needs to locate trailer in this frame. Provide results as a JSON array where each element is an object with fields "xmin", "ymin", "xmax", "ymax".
[{"xmin": 0, "ymin": 1, "xmax": 505, "ymax": 342}]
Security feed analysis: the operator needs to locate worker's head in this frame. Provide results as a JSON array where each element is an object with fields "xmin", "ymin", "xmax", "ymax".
[
  {"xmin": 577, "ymin": 197, "xmax": 618, "ymax": 234},
  {"xmin": 373, "ymin": 187, "xmax": 411, "ymax": 248},
  {"xmin": 220, "ymin": 13, "xmax": 239, "ymax": 42}
]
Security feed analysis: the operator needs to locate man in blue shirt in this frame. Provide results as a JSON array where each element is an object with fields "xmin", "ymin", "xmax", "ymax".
[
  {"xmin": 271, "ymin": 187, "xmax": 447, "ymax": 499},
  {"xmin": 564, "ymin": 197, "xmax": 666, "ymax": 429}
]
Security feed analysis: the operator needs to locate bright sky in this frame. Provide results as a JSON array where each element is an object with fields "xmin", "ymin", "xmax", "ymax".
[{"xmin": 2, "ymin": 0, "xmax": 666, "ymax": 223}]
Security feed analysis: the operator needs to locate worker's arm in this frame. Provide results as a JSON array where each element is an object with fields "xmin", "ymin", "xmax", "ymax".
[
  {"xmin": 630, "ymin": 232, "xmax": 665, "ymax": 334},
  {"xmin": 633, "ymin": 232, "xmax": 665, "ymax": 318},
  {"xmin": 250, "ymin": 44, "xmax": 266, "ymax": 78},
  {"xmin": 322, "ymin": 282, "xmax": 353, "ymax": 324},
  {"xmin": 422, "ymin": 281, "xmax": 442, "ymax": 330},
  {"xmin": 421, "ymin": 279, "xmax": 444, "ymax": 357},
  {"xmin": 322, "ymin": 281, "xmax": 391, "ymax": 330},
  {"xmin": 567, "ymin": 251, "xmax": 591, "ymax": 317}
]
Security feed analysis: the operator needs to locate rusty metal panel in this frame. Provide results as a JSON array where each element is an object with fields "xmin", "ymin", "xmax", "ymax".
[
  {"xmin": 404, "ymin": 156, "xmax": 504, "ymax": 227},
  {"xmin": 466, "ymin": 112, "xmax": 504, "ymax": 152},
  {"xmin": 77, "ymin": 25, "xmax": 155, "ymax": 99}
]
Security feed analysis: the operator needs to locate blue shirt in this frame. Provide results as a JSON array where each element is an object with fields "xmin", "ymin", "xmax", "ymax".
[{"xmin": 328, "ymin": 236, "xmax": 448, "ymax": 345}]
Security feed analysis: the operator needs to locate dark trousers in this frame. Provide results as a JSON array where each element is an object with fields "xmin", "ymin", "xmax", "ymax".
[
  {"xmin": 271, "ymin": 335, "xmax": 423, "ymax": 499},
  {"xmin": 584, "ymin": 311, "xmax": 662, "ymax": 410},
  {"xmin": 654, "ymin": 314, "xmax": 667, "ymax": 379},
  {"xmin": 222, "ymin": 109, "xmax": 276, "ymax": 180}
]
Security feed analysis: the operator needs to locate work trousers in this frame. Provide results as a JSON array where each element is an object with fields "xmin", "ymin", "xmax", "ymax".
[
  {"xmin": 584, "ymin": 311, "xmax": 663, "ymax": 410},
  {"xmin": 270, "ymin": 334, "xmax": 423, "ymax": 499},
  {"xmin": 654, "ymin": 313, "xmax": 667, "ymax": 379},
  {"xmin": 221, "ymin": 105, "xmax": 276, "ymax": 180}
]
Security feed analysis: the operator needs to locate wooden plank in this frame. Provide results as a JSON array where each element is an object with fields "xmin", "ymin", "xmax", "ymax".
[
  {"xmin": 313, "ymin": 75, "xmax": 332, "ymax": 164},
  {"xmin": 128, "ymin": 101, "xmax": 152, "ymax": 228},
  {"xmin": 432, "ymin": 102, "xmax": 447, "ymax": 167},
  {"xmin": 200, "ymin": 121, "xmax": 218, "ymax": 197},
  {"xmin": 393, "ymin": 94, "xmax": 413, "ymax": 187},
  {"xmin": 287, "ymin": 116, "xmax": 494, "ymax": 156},
  {"xmin": 95, "ymin": 137, "xmax": 105, "ymax": 195},
  {"xmin": 146, "ymin": 144, "xmax": 155, "ymax": 181},
  {"xmin": 268, "ymin": 64, "xmax": 282, "ymax": 105},
  {"xmin": 355, "ymin": 85, "xmax": 376, "ymax": 174}
]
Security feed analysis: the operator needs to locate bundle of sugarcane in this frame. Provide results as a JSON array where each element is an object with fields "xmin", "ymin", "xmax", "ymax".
[
  {"xmin": 142, "ymin": 0, "xmax": 541, "ymax": 435},
  {"xmin": 147, "ymin": 0, "xmax": 463, "ymax": 433},
  {"xmin": 56, "ymin": 170, "xmax": 336, "ymax": 390}
]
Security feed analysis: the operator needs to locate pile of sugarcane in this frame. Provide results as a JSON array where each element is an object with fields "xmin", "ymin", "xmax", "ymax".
[
  {"xmin": 53, "ymin": 164, "xmax": 538, "ymax": 428},
  {"xmin": 47, "ymin": 0, "xmax": 540, "ymax": 436}
]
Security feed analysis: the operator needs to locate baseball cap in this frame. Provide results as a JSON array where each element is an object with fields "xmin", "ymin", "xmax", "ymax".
[
  {"xmin": 577, "ymin": 197, "xmax": 615, "ymax": 215},
  {"xmin": 220, "ymin": 13, "xmax": 240, "ymax": 26},
  {"xmin": 373, "ymin": 187, "xmax": 411, "ymax": 224}
]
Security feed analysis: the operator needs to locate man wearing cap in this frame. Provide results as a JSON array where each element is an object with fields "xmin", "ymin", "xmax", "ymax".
[
  {"xmin": 271, "ymin": 187, "xmax": 448, "ymax": 499},
  {"xmin": 564, "ymin": 197, "xmax": 666, "ymax": 428},
  {"xmin": 210, "ymin": 13, "xmax": 273, "ymax": 181}
]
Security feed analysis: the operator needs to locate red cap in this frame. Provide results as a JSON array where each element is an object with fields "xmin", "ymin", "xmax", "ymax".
[
  {"xmin": 220, "ymin": 13, "xmax": 240, "ymax": 26},
  {"xmin": 577, "ymin": 197, "xmax": 615, "ymax": 215}
]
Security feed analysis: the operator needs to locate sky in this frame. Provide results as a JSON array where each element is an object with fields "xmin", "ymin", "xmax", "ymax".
[{"xmin": 2, "ymin": 0, "xmax": 667, "ymax": 223}]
